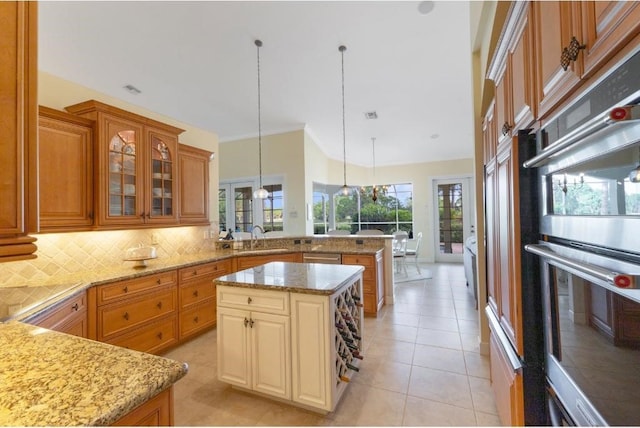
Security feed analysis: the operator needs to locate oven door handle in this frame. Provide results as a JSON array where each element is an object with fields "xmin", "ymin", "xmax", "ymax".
[{"xmin": 525, "ymin": 243, "xmax": 638, "ymax": 288}]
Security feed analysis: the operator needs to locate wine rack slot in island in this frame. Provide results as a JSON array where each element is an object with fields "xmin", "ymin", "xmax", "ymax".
[{"xmin": 216, "ymin": 262, "xmax": 364, "ymax": 414}]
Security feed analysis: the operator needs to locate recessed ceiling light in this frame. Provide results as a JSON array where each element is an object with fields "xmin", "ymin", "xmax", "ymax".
[
  {"xmin": 430, "ymin": 133, "xmax": 439, "ymax": 139},
  {"xmin": 123, "ymin": 84, "xmax": 141, "ymax": 95},
  {"xmin": 417, "ymin": 1, "xmax": 435, "ymax": 15},
  {"xmin": 364, "ymin": 111, "xmax": 378, "ymax": 120}
]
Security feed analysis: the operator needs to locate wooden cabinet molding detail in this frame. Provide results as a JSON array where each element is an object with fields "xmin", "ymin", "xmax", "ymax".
[
  {"xmin": 38, "ymin": 106, "xmax": 95, "ymax": 232},
  {"xmin": 65, "ymin": 100, "xmax": 185, "ymax": 229},
  {"xmin": 178, "ymin": 143, "xmax": 212, "ymax": 225},
  {"xmin": 0, "ymin": 2, "xmax": 38, "ymax": 261}
]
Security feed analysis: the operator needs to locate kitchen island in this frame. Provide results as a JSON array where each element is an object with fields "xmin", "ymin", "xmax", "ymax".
[
  {"xmin": 0, "ymin": 321, "xmax": 187, "ymax": 426},
  {"xmin": 215, "ymin": 261, "xmax": 364, "ymax": 413}
]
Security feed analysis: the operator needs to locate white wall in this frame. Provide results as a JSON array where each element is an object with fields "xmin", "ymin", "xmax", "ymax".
[{"xmin": 222, "ymin": 128, "xmax": 474, "ymax": 262}]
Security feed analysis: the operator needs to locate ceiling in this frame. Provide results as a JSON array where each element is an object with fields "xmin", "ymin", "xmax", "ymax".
[{"xmin": 38, "ymin": 1, "xmax": 475, "ymax": 167}]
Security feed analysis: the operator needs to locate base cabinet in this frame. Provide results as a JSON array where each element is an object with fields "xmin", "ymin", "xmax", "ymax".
[
  {"xmin": 26, "ymin": 291, "xmax": 87, "ymax": 338},
  {"xmin": 489, "ymin": 329, "xmax": 523, "ymax": 426},
  {"xmin": 111, "ymin": 387, "xmax": 173, "ymax": 426},
  {"xmin": 342, "ymin": 253, "xmax": 383, "ymax": 316}
]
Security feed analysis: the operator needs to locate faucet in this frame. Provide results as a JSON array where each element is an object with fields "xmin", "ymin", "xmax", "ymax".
[{"xmin": 251, "ymin": 225, "xmax": 265, "ymax": 249}]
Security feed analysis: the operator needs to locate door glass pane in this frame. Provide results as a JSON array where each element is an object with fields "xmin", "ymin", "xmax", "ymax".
[
  {"xmin": 438, "ymin": 183, "xmax": 464, "ymax": 254},
  {"xmin": 263, "ymin": 184, "xmax": 283, "ymax": 231},
  {"xmin": 219, "ymin": 188, "xmax": 227, "ymax": 232},
  {"xmin": 109, "ymin": 130, "xmax": 136, "ymax": 217},
  {"xmin": 234, "ymin": 187, "xmax": 253, "ymax": 232},
  {"xmin": 151, "ymin": 136, "xmax": 173, "ymax": 217}
]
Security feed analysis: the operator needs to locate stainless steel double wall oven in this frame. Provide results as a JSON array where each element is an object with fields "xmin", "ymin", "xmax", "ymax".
[{"xmin": 524, "ymin": 47, "xmax": 640, "ymax": 426}]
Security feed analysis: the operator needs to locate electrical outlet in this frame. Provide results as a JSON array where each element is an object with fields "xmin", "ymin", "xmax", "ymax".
[
  {"xmin": 203, "ymin": 230, "xmax": 209, "ymax": 240},
  {"xmin": 151, "ymin": 232, "xmax": 159, "ymax": 245}
]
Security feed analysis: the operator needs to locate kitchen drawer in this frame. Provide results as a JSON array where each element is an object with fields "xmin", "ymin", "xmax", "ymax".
[
  {"xmin": 106, "ymin": 316, "xmax": 178, "ymax": 355},
  {"xmin": 179, "ymin": 259, "xmax": 232, "ymax": 283},
  {"xmin": 98, "ymin": 286, "xmax": 177, "ymax": 340},
  {"xmin": 180, "ymin": 280, "xmax": 216, "ymax": 309},
  {"xmin": 97, "ymin": 270, "xmax": 177, "ymax": 305},
  {"xmin": 342, "ymin": 254, "xmax": 374, "ymax": 268},
  {"xmin": 217, "ymin": 285, "xmax": 289, "ymax": 315},
  {"xmin": 27, "ymin": 291, "xmax": 86, "ymax": 332},
  {"xmin": 179, "ymin": 299, "xmax": 216, "ymax": 339}
]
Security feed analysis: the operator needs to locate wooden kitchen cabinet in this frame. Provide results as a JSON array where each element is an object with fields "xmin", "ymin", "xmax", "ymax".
[
  {"xmin": 489, "ymin": 329, "xmax": 524, "ymax": 426},
  {"xmin": 92, "ymin": 270, "xmax": 179, "ymax": 354},
  {"xmin": 488, "ymin": 1, "xmax": 535, "ymax": 147},
  {"xmin": 342, "ymin": 252, "xmax": 383, "ymax": 316},
  {"xmin": 112, "ymin": 387, "xmax": 173, "ymax": 426},
  {"xmin": 178, "ymin": 144, "xmax": 212, "ymax": 225},
  {"xmin": 64, "ymin": 100, "xmax": 184, "ymax": 229},
  {"xmin": 217, "ymin": 286, "xmax": 291, "ymax": 400},
  {"xmin": 0, "ymin": 2, "xmax": 38, "ymax": 261},
  {"xmin": 26, "ymin": 290, "xmax": 88, "ymax": 338},
  {"xmin": 38, "ymin": 106, "xmax": 95, "ymax": 232},
  {"xmin": 177, "ymin": 258, "xmax": 232, "ymax": 340},
  {"xmin": 532, "ymin": 1, "xmax": 582, "ymax": 119},
  {"xmin": 580, "ymin": 2, "xmax": 640, "ymax": 80}
]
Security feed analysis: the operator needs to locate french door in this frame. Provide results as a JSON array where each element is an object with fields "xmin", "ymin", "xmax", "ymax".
[
  {"xmin": 219, "ymin": 181, "xmax": 257, "ymax": 233},
  {"xmin": 433, "ymin": 177, "xmax": 474, "ymax": 263}
]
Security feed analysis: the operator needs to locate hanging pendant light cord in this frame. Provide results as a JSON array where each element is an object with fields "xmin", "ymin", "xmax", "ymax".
[
  {"xmin": 340, "ymin": 45, "xmax": 347, "ymax": 188},
  {"xmin": 256, "ymin": 39, "xmax": 263, "ymax": 190}
]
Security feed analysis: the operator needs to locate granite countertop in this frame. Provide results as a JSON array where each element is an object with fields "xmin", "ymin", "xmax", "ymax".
[
  {"xmin": 215, "ymin": 261, "xmax": 364, "ymax": 295},
  {"xmin": 0, "ymin": 322, "xmax": 188, "ymax": 426},
  {"xmin": 1, "ymin": 242, "xmax": 383, "ymax": 322}
]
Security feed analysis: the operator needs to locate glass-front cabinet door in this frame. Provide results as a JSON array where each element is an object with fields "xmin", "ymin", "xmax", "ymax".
[
  {"xmin": 103, "ymin": 116, "xmax": 144, "ymax": 226},
  {"xmin": 146, "ymin": 128, "xmax": 178, "ymax": 224}
]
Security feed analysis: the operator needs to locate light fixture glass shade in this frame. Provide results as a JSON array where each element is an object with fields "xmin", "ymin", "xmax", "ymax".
[
  {"xmin": 340, "ymin": 185, "xmax": 350, "ymax": 196},
  {"xmin": 253, "ymin": 187, "xmax": 269, "ymax": 199},
  {"xmin": 629, "ymin": 165, "xmax": 640, "ymax": 183}
]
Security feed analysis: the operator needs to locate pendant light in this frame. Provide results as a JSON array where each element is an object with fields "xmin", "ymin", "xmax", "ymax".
[
  {"xmin": 629, "ymin": 147, "xmax": 640, "ymax": 183},
  {"xmin": 253, "ymin": 39, "xmax": 269, "ymax": 200},
  {"xmin": 339, "ymin": 45, "xmax": 350, "ymax": 196},
  {"xmin": 371, "ymin": 137, "xmax": 379, "ymax": 202}
]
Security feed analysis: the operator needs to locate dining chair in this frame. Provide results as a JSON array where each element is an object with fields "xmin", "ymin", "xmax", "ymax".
[
  {"xmin": 392, "ymin": 236, "xmax": 408, "ymax": 275},
  {"xmin": 405, "ymin": 231, "xmax": 422, "ymax": 273},
  {"xmin": 356, "ymin": 229, "xmax": 384, "ymax": 235}
]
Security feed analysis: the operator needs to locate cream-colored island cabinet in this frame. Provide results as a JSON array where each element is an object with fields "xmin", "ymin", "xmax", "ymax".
[{"xmin": 216, "ymin": 262, "xmax": 364, "ymax": 413}]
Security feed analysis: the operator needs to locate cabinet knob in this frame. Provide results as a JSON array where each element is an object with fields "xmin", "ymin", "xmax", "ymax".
[
  {"xmin": 157, "ymin": 332, "xmax": 163, "ymax": 340},
  {"xmin": 194, "ymin": 316, "xmax": 199, "ymax": 323},
  {"xmin": 247, "ymin": 297, "xmax": 252, "ymax": 304},
  {"xmin": 123, "ymin": 312, "xmax": 129, "ymax": 321},
  {"xmin": 123, "ymin": 286, "xmax": 129, "ymax": 293},
  {"xmin": 560, "ymin": 36, "xmax": 586, "ymax": 71},
  {"xmin": 249, "ymin": 318, "xmax": 254, "ymax": 328},
  {"xmin": 157, "ymin": 279, "xmax": 161, "ymax": 285},
  {"xmin": 501, "ymin": 122, "xmax": 512, "ymax": 136},
  {"xmin": 192, "ymin": 270, "xmax": 197, "ymax": 276},
  {"xmin": 157, "ymin": 302, "xmax": 163, "ymax": 309},
  {"xmin": 71, "ymin": 303, "xmax": 79, "ymax": 311},
  {"xmin": 244, "ymin": 317, "xmax": 249, "ymax": 327},
  {"xmin": 193, "ymin": 290, "xmax": 199, "ymax": 297}
]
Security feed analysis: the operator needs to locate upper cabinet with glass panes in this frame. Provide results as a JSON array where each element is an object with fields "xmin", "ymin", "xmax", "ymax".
[{"xmin": 65, "ymin": 100, "xmax": 184, "ymax": 228}]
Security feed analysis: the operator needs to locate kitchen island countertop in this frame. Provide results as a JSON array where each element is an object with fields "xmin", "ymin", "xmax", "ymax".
[
  {"xmin": 215, "ymin": 261, "xmax": 365, "ymax": 295},
  {"xmin": 0, "ymin": 321, "xmax": 188, "ymax": 426}
]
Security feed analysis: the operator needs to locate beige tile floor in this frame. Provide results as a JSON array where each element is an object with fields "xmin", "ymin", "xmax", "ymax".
[{"xmin": 162, "ymin": 262, "xmax": 502, "ymax": 426}]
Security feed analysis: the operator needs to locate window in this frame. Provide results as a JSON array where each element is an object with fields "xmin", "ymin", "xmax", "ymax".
[
  {"xmin": 313, "ymin": 182, "xmax": 413, "ymax": 235},
  {"xmin": 218, "ymin": 188, "xmax": 227, "ymax": 232},
  {"xmin": 234, "ymin": 186, "xmax": 253, "ymax": 232},
  {"xmin": 262, "ymin": 184, "xmax": 283, "ymax": 232}
]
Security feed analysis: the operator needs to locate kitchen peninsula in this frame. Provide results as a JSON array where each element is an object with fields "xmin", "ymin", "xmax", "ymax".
[{"xmin": 215, "ymin": 262, "xmax": 364, "ymax": 413}]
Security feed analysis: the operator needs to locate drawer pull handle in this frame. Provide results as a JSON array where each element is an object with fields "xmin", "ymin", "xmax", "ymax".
[
  {"xmin": 123, "ymin": 312, "xmax": 129, "ymax": 321},
  {"xmin": 194, "ymin": 316, "xmax": 199, "ymax": 323},
  {"xmin": 249, "ymin": 318, "xmax": 254, "ymax": 328},
  {"xmin": 157, "ymin": 302, "xmax": 163, "ymax": 309},
  {"xmin": 193, "ymin": 290, "xmax": 199, "ymax": 297},
  {"xmin": 244, "ymin": 317, "xmax": 249, "ymax": 327},
  {"xmin": 123, "ymin": 286, "xmax": 128, "ymax": 293},
  {"xmin": 247, "ymin": 297, "xmax": 252, "ymax": 304},
  {"xmin": 156, "ymin": 279, "xmax": 161, "ymax": 284},
  {"xmin": 157, "ymin": 332, "xmax": 163, "ymax": 340},
  {"xmin": 71, "ymin": 303, "xmax": 79, "ymax": 311}
]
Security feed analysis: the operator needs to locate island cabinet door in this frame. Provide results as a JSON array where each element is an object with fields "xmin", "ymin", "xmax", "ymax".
[
  {"xmin": 217, "ymin": 307, "xmax": 251, "ymax": 389},
  {"xmin": 290, "ymin": 293, "xmax": 330, "ymax": 411},
  {"xmin": 250, "ymin": 311, "xmax": 291, "ymax": 400}
]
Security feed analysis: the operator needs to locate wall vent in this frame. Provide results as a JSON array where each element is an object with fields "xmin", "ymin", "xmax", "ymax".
[{"xmin": 364, "ymin": 111, "xmax": 378, "ymax": 120}]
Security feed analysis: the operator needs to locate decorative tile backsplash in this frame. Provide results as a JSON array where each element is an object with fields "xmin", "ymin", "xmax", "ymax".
[{"xmin": 0, "ymin": 226, "xmax": 214, "ymax": 287}]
